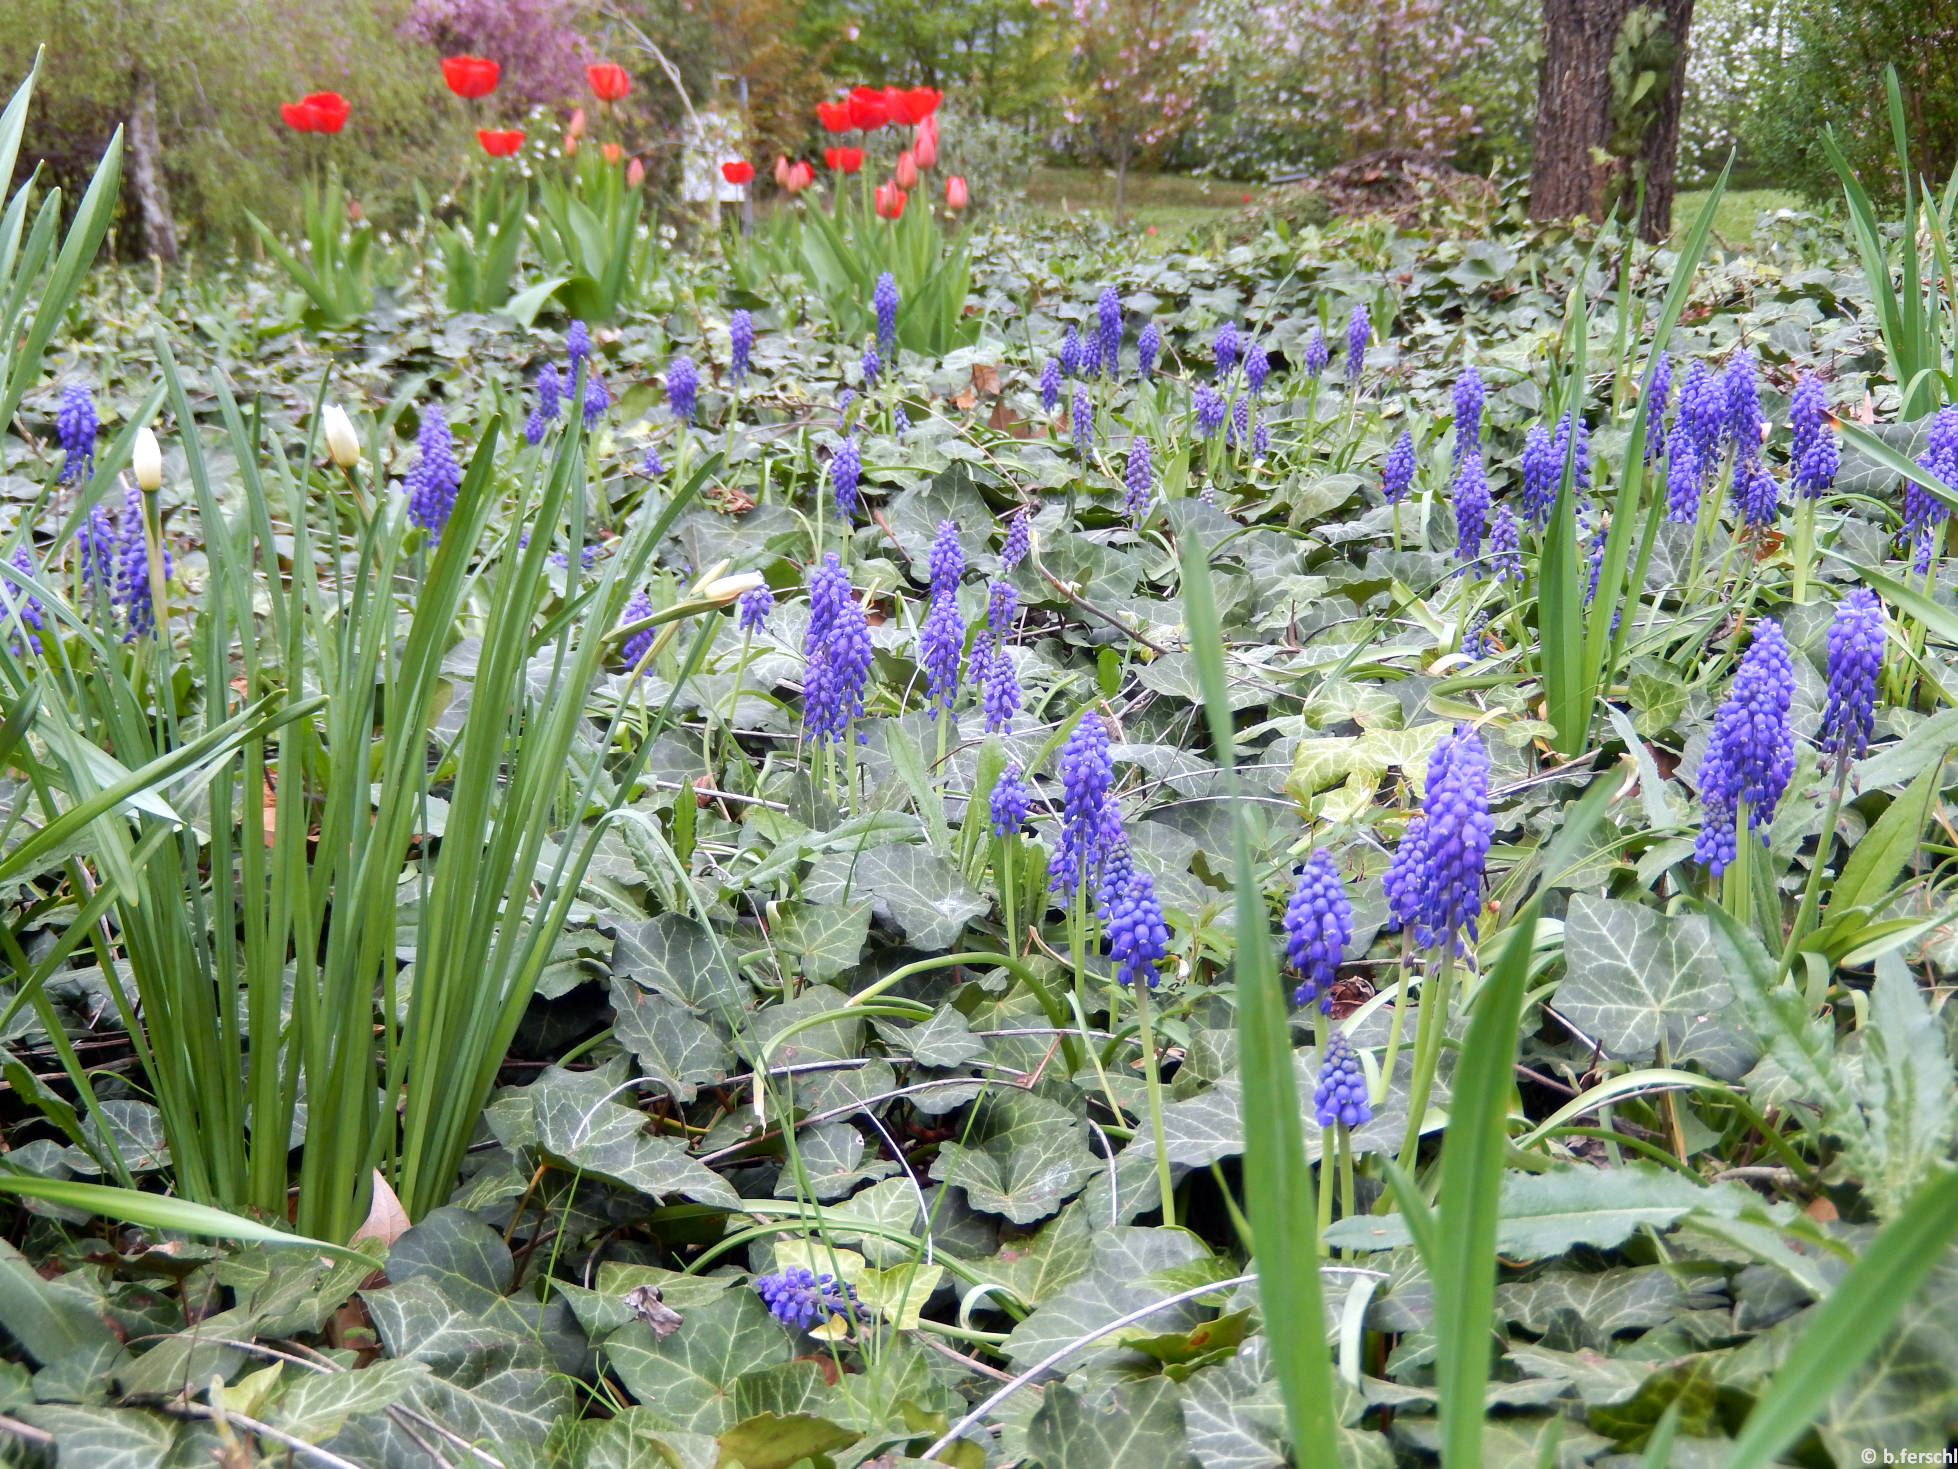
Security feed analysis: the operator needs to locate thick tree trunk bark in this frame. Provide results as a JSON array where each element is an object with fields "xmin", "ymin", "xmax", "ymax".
[
  {"xmin": 1633, "ymin": 0, "xmax": 1695, "ymax": 240},
  {"xmin": 1529, "ymin": 0, "xmax": 1634, "ymax": 223},
  {"xmin": 127, "ymin": 71, "xmax": 178, "ymax": 264},
  {"xmin": 1530, "ymin": 0, "xmax": 1696, "ymax": 243}
]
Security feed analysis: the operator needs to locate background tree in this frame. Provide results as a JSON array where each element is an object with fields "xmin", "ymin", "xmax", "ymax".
[
  {"xmin": 1063, "ymin": 0, "xmax": 1204, "ymax": 221},
  {"xmin": 1528, "ymin": 0, "xmax": 1694, "ymax": 239}
]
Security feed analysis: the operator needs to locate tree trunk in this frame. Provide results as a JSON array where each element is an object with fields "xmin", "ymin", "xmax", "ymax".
[
  {"xmin": 1529, "ymin": 0, "xmax": 1634, "ymax": 223},
  {"xmin": 1633, "ymin": 0, "xmax": 1695, "ymax": 241},
  {"xmin": 126, "ymin": 70, "xmax": 178, "ymax": 264}
]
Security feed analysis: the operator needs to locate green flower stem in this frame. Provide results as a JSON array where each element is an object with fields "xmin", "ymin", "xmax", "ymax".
[
  {"xmin": 1372, "ymin": 932, "xmax": 1415, "ymax": 1108},
  {"xmin": 1316, "ymin": 1124, "xmax": 1335, "ymax": 1257},
  {"xmin": 1395, "ymin": 946, "xmax": 1456, "ymax": 1172},
  {"xmin": 1778, "ymin": 759, "xmax": 1851, "ymax": 979},
  {"xmin": 1133, "ymin": 977, "xmax": 1176, "ymax": 1230}
]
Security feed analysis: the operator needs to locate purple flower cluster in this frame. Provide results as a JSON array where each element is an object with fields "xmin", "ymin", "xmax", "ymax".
[
  {"xmin": 1452, "ymin": 367, "xmax": 1484, "ymax": 464},
  {"xmin": 667, "ymin": 354, "xmax": 698, "ymax": 424},
  {"xmin": 1060, "ymin": 325, "xmax": 1083, "ymax": 379},
  {"xmin": 113, "ymin": 487, "xmax": 171, "ymax": 640},
  {"xmin": 1382, "ymin": 429, "xmax": 1416, "ymax": 504},
  {"xmin": 1384, "ymin": 725, "xmax": 1493, "ymax": 951},
  {"xmin": 525, "ymin": 363, "xmax": 562, "ymax": 445},
  {"xmin": 1452, "ymin": 454, "xmax": 1490, "ymax": 564},
  {"xmin": 981, "ymin": 640, "xmax": 1019, "ymax": 731},
  {"xmin": 755, "ymin": 1267, "xmax": 856, "ymax": 1330},
  {"xmin": 1284, "ymin": 848, "xmax": 1350, "ymax": 1012},
  {"xmin": 1040, "ymin": 358, "xmax": 1060, "ymax": 414},
  {"xmin": 1050, "ymin": 714, "xmax": 1117, "ymax": 895},
  {"xmin": 1313, "ymin": 1031, "xmax": 1372, "ymax": 1128},
  {"xmin": 920, "ymin": 594, "xmax": 964, "ymax": 719},
  {"xmin": 1105, "ymin": 868, "xmax": 1169, "ymax": 987},
  {"xmin": 1520, "ymin": 425, "xmax": 1556, "ymax": 527},
  {"xmin": 1215, "ymin": 321, "xmax": 1240, "ymax": 379},
  {"xmin": 861, "ymin": 345, "xmax": 881, "ymax": 387},
  {"xmin": 928, "ymin": 519, "xmax": 964, "ymax": 599},
  {"xmin": 1680, "ymin": 360, "xmax": 1723, "ymax": 465},
  {"xmin": 1229, "ymin": 397, "xmax": 1249, "ymax": 450},
  {"xmin": 642, "ymin": 445, "xmax": 664, "ymax": 478},
  {"xmin": 1194, "ymin": 386, "xmax": 1226, "ymax": 439},
  {"xmin": 1001, "ymin": 508, "xmax": 1031, "ymax": 571},
  {"xmin": 1098, "ymin": 288, "xmax": 1123, "ymax": 375},
  {"xmin": 1646, "ymin": 351, "xmax": 1673, "ymax": 435},
  {"xmin": 873, "ymin": 272, "xmax": 899, "ymax": 354},
  {"xmin": 830, "ymin": 437, "xmax": 862, "ymax": 520},
  {"xmin": 1072, "ymin": 384, "xmax": 1094, "ymax": 451},
  {"xmin": 1553, "ymin": 412, "xmax": 1590, "ymax": 494},
  {"xmin": 582, "ymin": 375, "xmax": 610, "ymax": 428},
  {"xmin": 566, "ymin": 319, "xmax": 591, "ymax": 369},
  {"xmin": 77, "ymin": 506, "xmax": 117, "ymax": 597},
  {"xmin": 1303, "ymin": 326, "xmax": 1329, "ymax": 380},
  {"xmin": 1735, "ymin": 454, "xmax": 1778, "ymax": 527},
  {"xmin": 893, "ymin": 404, "xmax": 910, "ymax": 440},
  {"xmin": 1244, "ymin": 341, "xmax": 1270, "ymax": 395},
  {"xmin": 990, "ymin": 762, "xmax": 1031, "ymax": 836},
  {"xmin": 1724, "ymin": 351, "xmax": 1761, "ymax": 451},
  {"xmin": 1, "ymin": 546, "xmax": 44, "ymax": 654},
  {"xmin": 1345, "ymin": 304, "xmax": 1369, "ymax": 381},
  {"xmin": 1491, "ymin": 504, "xmax": 1522, "ymax": 582},
  {"xmin": 1253, "ymin": 414, "xmax": 1270, "ymax": 461},
  {"xmin": 56, "ymin": 384, "xmax": 97, "ymax": 484},
  {"xmin": 405, "ymin": 406, "xmax": 463, "ymax": 538},
  {"xmin": 1906, "ymin": 406, "xmax": 1957, "ymax": 570},
  {"xmin": 736, "ymin": 582, "xmax": 774, "ymax": 633},
  {"xmin": 1693, "ymin": 619, "xmax": 1795, "ymax": 875},
  {"xmin": 802, "ymin": 554, "xmax": 872, "ymax": 746},
  {"xmin": 1820, "ymin": 589, "xmax": 1883, "ymax": 761},
  {"xmin": 1137, "ymin": 321, "xmax": 1161, "ymax": 381},
  {"xmin": 619, "ymin": 588, "xmax": 655, "ymax": 670},
  {"xmin": 1665, "ymin": 424, "xmax": 1702, "ymax": 523},
  {"xmin": 730, "ymin": 309, "xmax": 754, "ymax": 384}
]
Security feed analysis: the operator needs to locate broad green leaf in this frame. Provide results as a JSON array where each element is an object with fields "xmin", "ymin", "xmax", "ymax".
[
  {"xmin": 717, "ymin": 1412, "xmax": 857, "ymax": 1469},
  {"xmin": 1000, "ymin": 1226, "xmax": 1216, "ymax": 1369},
  {"xmin": 611, "ymin": 978, "xmax": 734, "ymax": 1106},
  {"xmin": 17, "ymin": 1405, "xmax": 176, "ymax": 1469},
  {"xmin": 387, "ymin": 1206, "xmax": 515, "ymax": 1315},
  {"xmin": 1860, "ymin": 955, "xmax": 1958, "ymax": 1218},
  {"xmin": 927, "ymin": 1091, "xmax": 1104, "ymax": 1224},
  {"xmin": 769, "ymin": 900, "xmax": 872, "ymax": 983},
  {"xmin": 604, "ymin": 1289, "xmax": 794, "ymax": 1435},
  {"xmin": 0, "ymin": 1240, "xmax": 114, "ymax": 1365},
  {"xmin": 1025, "ymin": 1378, "xmax": 1197, "ymax": 1469},
  {"xmin": 804, "ymin": 844, "xmax": 987, "ymax": 950},
  {"xmin": 614, "ymin": 913, "xmax": 743, "ymax": 1010},
  {"xmin": 524, "ymin": 1063, "xmax": 740, "ymax": 1208},
  {"xmin": 265, "ymin": 1358, "xmax": 431, "ymax": 1441}
]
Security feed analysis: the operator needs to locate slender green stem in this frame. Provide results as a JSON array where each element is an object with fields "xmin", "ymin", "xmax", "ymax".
[
  {"xmin": 1133, "ymin": 978, "xmax": 1176, "ymax": 1230},
  {"xmin": 1396, "ymin": 947, "xmax": 1456, "ymax": 1171},
  {"xmin": 1724, "ymin": 797, "xmax": 1754, "ymax": 930},
  {"xmin": 1372, "ymin": 934, "xmax": 1415, "ymax": 1108},
  {"xmin": 1316, "ymin": 1124, "xmax": 1335, "ymax": 1256},
  {"xmin": 1779, "ymin": 761, "xmax": 1851, "ymax": 977}
]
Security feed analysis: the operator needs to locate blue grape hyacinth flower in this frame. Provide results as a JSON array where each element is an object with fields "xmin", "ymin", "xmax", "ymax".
[
  {"xmin": 1001, "ymin": 507, "xmax": 1031, "ymax": 571},
  {"xmin": 755, "ymin": 1267, "xmax": 856, "ymax": 1330},
  {"xmin": 729, "ymin": 308, "xmax": 754, "ymax": 384},
  {"xmin": 802, "ymin": 554, "xmax": 873, "ymax": 747},
  {"xmin": 404, "ymin": 406, "xmax": 463, "ymax": 539},
  {"xmin": 1382, "ymin": 429, "xmax": 1416, "ymax": 504},
  {"xmin": 1345, "ymin": 304, "xmax": 1369, "ymax": 381},
  {"xmin": 1384, "ymin": 724, "xmax": 1493, "ymax": 952},
  {"xmin": 1137, "ymin": 320, "xmax": 1161, "ymax": 381},
  {"xmin": 1285, "ymin": 848, "xmax": 1350, "ymax": 1012},
  {"xmin": 1105, "ymin": 868, "xmax": 1169, "ymax": 988},
  {"xmin": 667, "ymin": 354, "xmax": 699, "ymax": 424},
  {"xmin": 1693, "ymin": 619, "xmax": 1796, "ymax": 875},
  {"xmin": 1051, "ymin": 714, "xmax": 1116, "ymax": 894},
  {"xmin": 1314, "ymin": 1030, "xmax": 1372, "ymax": 1128},
  {"xmin": 830, "ymin": 436, "xmax": 862, "ymax": 520},
  {"xmin": 56, "ymin": 383, "xmax": 97, "ymax": 484},
  {"xmin": 1820, "ymin": 588, "xmax": 1883, "ymax": 763},
  {"xmin": 990, "ymin": 762, "xmax": 1031, "ymax": 836},
  {"xmin": 873, "ymin": 271, "xmax": 899, "ymax": 354}
]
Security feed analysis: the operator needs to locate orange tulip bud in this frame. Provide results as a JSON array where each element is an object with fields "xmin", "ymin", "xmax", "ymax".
[
  {"xmin": 602, "ymin": 142, "xmax": 622, "ymax": 165},
  {"xmin": 627, "ymin": 156, "xmax": 645, "ymax": 186}
]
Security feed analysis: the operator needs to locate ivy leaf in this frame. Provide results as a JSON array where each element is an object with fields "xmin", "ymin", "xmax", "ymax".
[
  {"xmin": 1556, "ymin": 896, "xmax": 1757, "ymax": 1079},
  {"xmin": 387, "ymin": 1206, "xmax": 513, "ymax": 1316},
  {"xmin": 1026, "ymin": 1378, "xmax": 1197, "ymax": 1469},
  {"xmin": 16, "ymin": 1405, "xmax": 176, "ymax": 1468},
  {"xmin": 804, "ymin": 845, "xmax": 988, "ymax": 951},
  {"xmin": 613, "ymin": 913, "xmax": 743, "ymax": 1010},
  {"xmin": 1496, "ymin": 1267, "xmax": 1693, "ymax": 1346},
  {"xmin": 927, "ymin": 1091, "xmax": 1104, "ymax": 1224},
  {"xmin": 0, "ymin": 1241, "xmax": 114, "ymax": 1365},
  {"xmin": 525, "ymin": 1062, "xmax": 740, "ymax": 1208},
  {"xmin": 604, "ymin": 1287, "xmax": 794, "ymax": 1434},
  {"xmin": 771, "ymin": 1121, "xmax": 896, "ymax": 1201},
  {"xmin": 609, "ymin": 978, "xmax": 734, "ymax": 1105},
  {"xmin": 717, "ymin": 1412, "xmax": 857, "ymax": 1469},
  {"xmin": 1001, "ymin": 1226, "xmax": 1216, "ymax": 1369},
  {"xmin": 1182, "ymin": 1339, "xmax": 1390, "ymax": 1469},
  {"xmin": 554, "ymin": 1408, "xmax": 718, "ymax": 1469},
  {"xmin": 1859, "ymin": 954, "xmax": 1958, "ymax": 1218},
  {"xmin": 264, "ymin": 1358, "xmax": 431, "ymax": 1441},
  {"xmin": 769, "ymin": 900, "xmax": 871, "ymax": 983}
]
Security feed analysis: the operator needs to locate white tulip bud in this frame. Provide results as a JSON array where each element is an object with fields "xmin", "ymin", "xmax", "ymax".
[
  {"xmin": 700, "ymin": 572, "xmax": 765, "ymax": 604},
  {"xmin": 133, "ymin": 427, "xmax": 163, "ymax": 492},
  {"xmin": 322, "ymin": 405, "xmax": 361, "ymax": 469}
]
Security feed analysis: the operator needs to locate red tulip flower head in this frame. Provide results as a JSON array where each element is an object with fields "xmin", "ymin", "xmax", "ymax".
[
  {"xmin": 476, "ymin": 127, "xmax": 525, "ymax": 158},
  {"xmin": 909, "ymin": 87, "xmax": 943, "ymax": 119},
  {"xmin": 627, "ymin": 156, "xmax": 646, "ymax": 186},
  {"xmin": 913, "ymin": 126, "xmax": 937, "ymax": 171},
  {"xmin": 847, "ymin": 85, "xmax": 889, "ymax": 130},
  {"xmin": 945, "ymin": 174, "xmax": 969, "ymax": 211},
  {"xmin": 283, "ymin": 92, "xmax": 350, "ymax": 133},
  {"xmin": 825, "ymin": 146, "xmax": 863, "ymax": 174},
  {"xmin": 587, "ymin": 61, "xmax": 631, "ymax": 101},
  {"xmin": 816, "ymin": 100, "xmax": 851, "ymax": 133},
  {"xmin": 441, "ymin": 55, "xmax": 499, "ymax": 99},
  {"xmin": 894, "ymin": 150, "xmax": 918, "ymax": 190},
  {"xmin": 874, "ymin": 181, "xmax": 907, "ymax": 219},
  {"xmin": 601, "ymin": 142, "xmax": 622, "ymax": 164},
  {"xmin": 721, "ymin": 159, "xmax": 755, "ymax": 185},
  {"xmin": 280, "ymin": 99, "xmax": 317, "ymax": 131},
  {"xmin": 787, "ymin": 160, "xmax": 815, "ymax": 192}
]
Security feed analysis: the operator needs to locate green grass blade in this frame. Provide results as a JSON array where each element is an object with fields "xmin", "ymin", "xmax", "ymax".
[
  {"xmin": 1179, "ymin": 537, "xmax": 1336, "ymax": 1461},
  {"xmin": 1723, "ymin": 1164, "xmax": 1958, "ymax": 1469}
]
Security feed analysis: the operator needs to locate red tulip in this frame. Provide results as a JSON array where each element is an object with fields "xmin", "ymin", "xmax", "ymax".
[
  {"xmin": 601, "ymin": 142, "xmax": 622, "ymax": 164},
  {"xmin": 312, "ymin": 92, "xmax": 350, "ymax": 133},
  {"xmin": 894, "ymin": 150, "xmax": 918, "ymax": 190},
  {"xmin": 442, "ymin": 54, "xmax": 499, "ymax": 99},
  {"xmin": 913, "ymin": 127, "xmax": 937, "ymax": 171},
  {"xmin": 945, "ymin": 174, "xmax": 968, "ymax": 211},
  {"xmin": 847, "ymin": 85, "xmax": 889, "ymax": 130},
  {"xmin": 826, "ymin": 146, "xmax": 863, "ymax": 174},
  {"xmin": 721, "ymin": 159, "xmax": 754, "ymax": 185},
  {"xmin": 816, "ymin": 100, "xmax": 851, "ymax": 133},
  {"xmin": 907, "ymin": 87, "xmax": 943, "ymax": 119},
  {"xmin": 476, "ymin": 127, "xmax": 525, "ymax": 158},
  {"xmin": 281, "ymin": 99, "xmax": 318, "ymax": 131},
  {"xmin": 587, "ymin": 61, "xmax": 631, "ymax": 101},
  {"xmin": 874, "ymin": 181, "xmax": 907, "ymax": 220},
  {"xmin": 787, "ymin": 160, "xmax": 815, "ymax": 191},
  {"xmin": 627, "ymin": 156, "xmax": 646, "ymax": 187}
]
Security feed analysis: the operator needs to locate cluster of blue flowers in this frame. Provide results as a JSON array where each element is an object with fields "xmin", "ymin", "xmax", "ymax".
[
  {"xmin": 1284, "ymin": 849, "xmax": 1351, "ymax": 1011},
  {"xmin": 525, "ymin": 363, "xmax": 562, "ymax": 445},
  {"xmin": 1050, "ymin": 714, "xmax": 1118, "ymax": 896},
  {"xmin": 1821, "ymin": 589, "xmax": 1883, "ymax": 762},
  {"xmin": 404, "ymin": 407, "xmax": 463, "ymax": 538},
  {"xmin": 0, "ymin": 546, "xmax": 44, "ymax": 655},
  {"xmin": 1384, "ymin": 725, "xmax": 1494, "ymax": 951},
  {"xmin": 618, "ymin": 588, "xmax": 656, "ymax": 670},
  {"xmin": 755, "ymin": 1267, "xmax": 857, "ymax": 1330},
  {"xmin": 1104, "ymin": 867, "xmax": 1169, "ymax": 988},
  {"xmin": 1382, "ymin": 430, "xmax": 1416, "ymax": 505},
  {"xmin": 56, "ymin": 383, "xmax": 97, "ymax": 483},
  {"xmin": 1693, "ymin": 619, "xmax": 1795, "ymax": 875},
  {"xmin": 918, "ymin": 520, "xmax": 966, "ymax": 720},
  {"xmin": 1908, "ymin": 407, "xmax": 1957, "ymax": 571},
  {"xmin": 1125, "ymin": 436, "xmax": 1154, "ymax": 524},
  {"xmin": 667, "ymin": 354, "xmax": 699, "ymax": 425},
  {"xmin": 830, "ymin": 437, "xmax": 862, "ymax": 519},
  {"xmin": 73, "ymin": 490, "xmax": 169, "ymax": 641},
  {"xmin": 990, "ymin": 762, "xmax": 1031, "ymax": 837},
  {"xmin": 729, "ymin": 309, "xmax": 754, "ymax": 384},
  {"xmin": 802, "ymin": 554, "xmax": 872, "ymax": 747},
  {"xmin": 873, "ymin": 272, "xmax": 899, "ymax": 357},
  {"xmin": 736, "ymin": 582, "xmax": 774, "ymax": 633},
  {"xmin": 1313, "ymin": 1030, "xmax": 1372, "ymax": 1129}
]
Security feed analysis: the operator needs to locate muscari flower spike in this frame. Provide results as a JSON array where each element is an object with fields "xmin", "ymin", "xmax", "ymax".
[
  {"xmin": 1253, "ymin": 414, "xmax": 1270, "ymax": 461},
  {"xmin": 525, "ymin": 363, "xmax": 562, "ymax": 445},
  {"xmin": 1244, "ymin": 341, "xmax": 1270, "ymax": 395},
  {"xmin": 802, "ymin": 553, "xmax": 872, "ymax": 747},
  {"xmin": 1051, "ymin": 713, "xmax": 1116, "ymax": 894},
  {"xmin": 1097, "ymin": 287, "xmax": 1123, "ymax": 375},
  {"xmin": 1137, "ymin": 321, "xmax": 1161, "ymax": 381},
  {"xmin": 729, "ymin": 309, "xmax": 754, "ymax": 384},
  {"xmin": 667, "ymin": 354, "xmax": 699, "ymax": 424},
  {"xmin": 1124, "ymin": 436, "xmax": 1154, "ymax": 523},
  {"xmin": 1462, "ymin": 608, "xmax": 1493, "ymax": 660},
  {"xmin": 1039, "ymin": 358, "xmax": 1061, "ymax": 414},
  {"xmin": 114, "ymin": 486, "xmax": 171, "ymax": 640},
  {"xmin": 619, "ymin": 589, "xmax": 656, "ymax": 670},
  {"xmin": 1194, "ymin": 385, "xmax": 1226, "ymax": 439},
  {"xmin": 1665, "ymin": 423, "xmax": 1702, "ymax": 523},
  {"xmin": 1001, "ymin": 508, "xmax": 1031, "ymax": 571},
  {"xmin": 582, "ymin": 375, "xmax": 610, "ymax": 428},
  {"xmin": 830, "ymin": 436, "xmax": 862, "ymax": 520},
  {"xmin": 1314, "ymin": 1030, "xmax": 1372, "ymax": 1129},
  {"xmin": 1553, "ymin": 412, "xmax": 1591, "ymax": 493},
  {"xmin": 1693, "ymin": 619, "xmax": 1795, "ymax": 875},
  {"xmin": 928, "ymin": 519, "xmax": 964, "ymax": 600},
  {"xmin": 1490, "ymin": 504, "xmax": 1522, "ymax": 583},
  {"xmin": 920, "ymin": 592, "xmax": 964, "ymax": 719},
  {"xmin": 1, "ymin": 546, "xmax": 44, "ymax": 654},
  {"xmin": 1724, "ymin": 350, "xmax": 1761, "ymax": 451},
  {"xmin": 755, "ymin": 1267, "xmax": 856, "ymax": 1331},
  {"xmin": 566, "ymin": 320, "xmax": 592, "ymax": 368},
  {"xmin": 1303, "ymin": 326, "xmax": 1329, "ymax": 379},
  {"xmin": 1345, "ymin": 304, "xmax": 1369, "ymax": 381},
  {"xmin": 404, "ymin": 406, "xmax": 463, "ymax": 539},
  {"xmin": 1906, "ymin": 406, "xmax": 1958, "ymax": 571},
  {"xmin": 1680, "ymin": 360, "xmax": 1724, "ymax": 465},
  {"xmin": 982, "ymin": 643, "xmax": 1020, "ymax": 732},
  {"xmin": 1452, "ymin": 367, "xmax": 1485, "ymax": 464},
  {"xmin": 1382, "ymin": 428, "xmax": 1416, "ymax": 504},
  {"xmin": 893, "ymin": 404, "xmax": 910, "ymax": 440},
  {"xmin": 1072, "ymin": 384, "xmax": 1094, "ymax": 451},
  {"xmin": 861, "ymin": 345, "xmax": 881, "ymax": 387},
  {"xmin": 56, "ymin": 383, "xmax": 97, "ymax": 484},
  {"xmin": 1105, "ymin": 867, "xmax": 1169, "ymax": 988},
  {"xmin": 642, "ymin": 445, "xmax": 665, "ymax": 478},
  {"xmin": 1284, "ymin": 848, "xmax": 1350, "ymax": 1013},
  {"xmin": 77, "ymin": 505, "xmax": 117, "ymax": 598},
  {"xmin": 737, "ymin": 582, "xmax": 774, "ymax": 633},
  {"xmin": 990, "ymin": 762, "xmax": 1031, "ymax": 836},
  {"xmin": 1060, "ymin": 325, "xmax": 1083, "ymax": 378},
  {"xmin": 1383, "ymin": 724, "xmax": 1493, "ymax": 952},
  {"xmin": 1214, "ymin": 320, "xmax": 1239, "ymax": 378},
  {"xmin": 1735, "ymin": 453, "xmax": 1778, "ymax": 527},
  {"xmin": 1229, "ymin": 396, "xmax": 1250, "ymax": 450},
  {"xmin": 1820, "ymin": 588, "xmax": 1883, "ymax": 762},
  {"xmin": 1520, "ymin": 424, "xmax": 1557, "ymax": 527},
  {"xmin": 1452, "ymin": 453, "xmax": 1490, "ymax": 566},
  {"xmin": 873, "ymin": 271, "xmax": 899, "ymax": 354},
  {"xmin": 1647, "ymin": 350, "xmax": 1673, "ymax": 428},
  {"xmin": 985, "ymin": 578, "xmax": 1018, "ymax": 642}
]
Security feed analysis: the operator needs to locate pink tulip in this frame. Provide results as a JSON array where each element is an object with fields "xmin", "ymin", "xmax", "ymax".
[
  {"xmin": 945, "ymin": 174, "xmax": 968, "ymax": 211},
  {"xmin": 914, "ymin": 127, "xmax": 937, "ymax": 170},
  {"xmin": 895, "ymin": 149, "xmax": 919, "ymax": 189}
]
